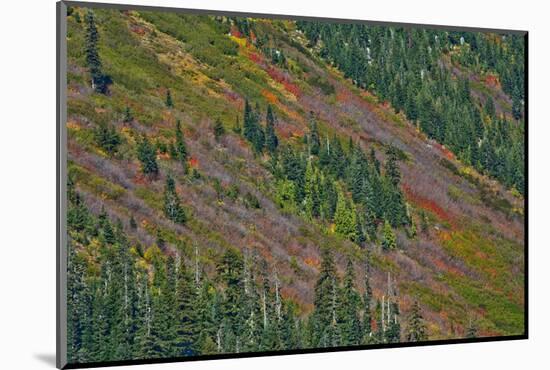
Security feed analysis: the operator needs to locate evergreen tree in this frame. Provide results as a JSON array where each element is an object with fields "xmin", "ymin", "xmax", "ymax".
[
  {"xmin": 382, "ymin": 219, "xmax": 397, "ymax": 250},
  {"xmin": 163, "ymin": 175, "xmax": 187, "ymax": 224},
  {"xmin": 165, "ymin": 89, "xmax": 173, "ymax": 108},
  {"xmin": 334, "ymin": 185, "xmax": 357, "ymax": 242},
  {"xmin": 136, "ymin": 135, "xmax": 158, "ymax": 177},
  {"xmin": 338, "ymin": 260, "xmax": 362, "ymax": 346},
  {"xmin": 405, "ymin": 300, "xmax": 428, "ymax": 342},
  {"xmin": 310, "ymin": 248, "xmax": 339, "ymax": 347},
  {"xmin": 308, "ymin": 113, "xmax": 321, "ymax": 156},
  {"xmin": 214, "ymin": 118, "xmax": 225, "ymax": 142},
  {"xmin": 84, "ymin": 10, "xmax": 109, "ymax": 93},
  {"xmin": 175, "ymin": 256, "xmax": 199, "ymax": 356},
  {"xmin": 265, "ymin": 105, "xmax": 279, "ymax": 154},
  {"xmin": 94, "ymin": 123, "xmax": 121, "ymax": 155},
  {"xmin": 123, "ymin": 106, "xmax": 134, "ymax": 123},
  {"xmin": 362, "ymin": 255, "xmax": 373, "ymax": 343},
  {"xmin": 174, "ymin": 120, "xmax": 189, "ymax": 172}
]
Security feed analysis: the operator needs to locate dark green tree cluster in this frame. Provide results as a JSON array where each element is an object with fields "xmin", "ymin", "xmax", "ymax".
[
  {"xmin": 136, "ymin": 134, "xmax": 159, "ymax": 177},
  {"xmin": 242, "ymin": 100, "xmax": 279, "ymax": 154},
  {"xmin": 94, "ymin": 123, "xmax": 121, "ymax": 155},
  {"xmin": 67, "ymin": 177, "xmax": 433, "ymax": 363},
  {"xmin": 269, "ymin": 116, "xmax": 409, "ymax": 247},
  {"xmin": 296, "ymin": 22, "xmax": 524, "ymax": 194}
]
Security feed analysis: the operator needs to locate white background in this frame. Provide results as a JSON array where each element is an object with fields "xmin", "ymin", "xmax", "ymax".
[{"xmin": 1, "ymin": 0, "xmax": 546, "ymax": 368}]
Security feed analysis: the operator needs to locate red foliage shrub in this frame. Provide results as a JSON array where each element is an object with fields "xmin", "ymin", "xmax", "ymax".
[
  {"xmin": 403, "ymin": 184, "xmax": 454, "ymax": 224},
  {"xmin": 188, "ymin": 157, "xmax": 199, "ymax": 169},
  {"xmin": 266, "ymin": 66, "xmax": 301, "ymax": 97}
]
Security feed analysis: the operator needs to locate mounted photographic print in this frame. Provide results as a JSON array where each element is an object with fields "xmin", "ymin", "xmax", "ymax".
[{"xmin": 56, "ymin": 1, "xmax": 527, "ymax": 368}]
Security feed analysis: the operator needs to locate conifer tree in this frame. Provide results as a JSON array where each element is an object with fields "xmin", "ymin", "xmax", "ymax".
[
  {"xmin": 338, "ymin": 260, "xmax": 362, "ymax": 346},
  {"xmin": 84, "ymin": 10, "xmax": 109, "ymax": 93},
  {"xmin": 214, "ymin": 118, "xmax": 225, "ymax": 142},
  {"xmin": 163, "ymin": 175, "xmax": 187, "ymax": 224},
  {"xmin": 165, "ymin": 89, "xmax": 173, "ymax": 108},
  {"xmin": 175, "ymin": 256, "xmax": 199, "ymax": 356},
  {"xmin": 174, "ymin": 120, "xmax": 188, "ymax": 172},
  {"xmin": 123, "ymin": 106, "xmax": 133, "ymax": 123},
  {"xmin": 265, "ymin": 105, "xmax": 279, "ymax": 154},
  {"xmin": 405, "ymin": 300, "xmax": 427, "ymax": 342},
  {"xmin": 334, "ymin": 185, "xmax": 357, "ymax": 241},
  {"xmin": 382, "ymin": 219, "xmax": 397, "ymax": 250},
  {"xmin": 136, "ymin": 135, "xmax": 158, "ymax": 177},
  {"xmin": 311, "ymin": 248, "xmax": 339, "ymax": 347},
  {"xmin": 308, "ymin": 113, "xmax": 321, "ymax": 156}
]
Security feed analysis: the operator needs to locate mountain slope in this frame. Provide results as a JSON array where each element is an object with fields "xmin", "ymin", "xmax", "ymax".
[{"xmin": 65, "ymin": 7, "xmax": 524, "ymax": 361}]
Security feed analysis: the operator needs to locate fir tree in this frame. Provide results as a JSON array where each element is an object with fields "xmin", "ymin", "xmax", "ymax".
[
  {"xmin": 163, "ymin": 175, "xmax": 187, "ymax": 224},
  {"xmin": 308, "ymin": 113, "xmax": 321, "ymax": 156},
  {"xmin": 174, "ymin": 120, "xmax": 188, "ymax": 172},
  {"xmin": 382, "ymin": 219, "xmax": 397, "ymax": 250},
  {"xmin": 265, "ymin": 105, "xmax": 279, "ymax": 154},
  {"xmin": 338, "ymin": 260, "xmax": 362, "ymax": 346},
  {"xmin": 175, "ymin": 256, "xmax": 199, "ymax": 356},
  {"xmin": 214, "ymin": 118, "xmax": 225, "ymax": 142},
  {"xmin": 165, "ymin": 88, "xmax": 173, "ymax": 108},
  {"xmin": 84, "ymin": 10, "xmax": 109, "ymax": 93},
  {"xmin": 136, "ymin": 135, "xmax": 158, "ymax": 177},
  {"xmin": 405, "ymin": 300, "xmax": 428, "ymax": 342}
]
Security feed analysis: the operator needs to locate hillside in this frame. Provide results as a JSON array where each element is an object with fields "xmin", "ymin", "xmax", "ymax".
[{"xmin": 64, "ymin": 6, "xmax": 525, "ymax": 364}]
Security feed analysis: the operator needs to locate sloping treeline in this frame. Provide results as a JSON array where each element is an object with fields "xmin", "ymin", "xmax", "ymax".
[
  {"xmin": 66, "ymin": 177, "xmax": 430, "ymax": 363},
  {"xmin": 295, "ymin": 22, "xmax": 524, "ymax": 194}
]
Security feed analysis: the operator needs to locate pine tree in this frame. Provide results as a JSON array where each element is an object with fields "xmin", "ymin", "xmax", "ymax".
[
  {"xmin": 94, "ymin": 123, "xmax": 121, "ymax": 155},
  {"xmin": 311, "ymin": 248, "xmax": 339, "ymax": 347},
  {"xmin": 308, "ymin": 113, "xmax": 321, "ymax": 156},
  {"xmin": 338, "ymin": 259, "xmax": 362, "ymax": 346},
  {"xmin": 334, "ymin": 185, "xmax": 357, "ymax": 242},
  {"xmin": 265, "ymin": 105, "xmax": 279, "ymax": 154},
  {"xmin": 136, "ymin": 135, "xmax": 158, "ymax": 177},
  {"xmin": 163, "ymin": 175, "xmax": 187, "ymax": 224},
  {"xmin": 385, "ymin": 146, "xmax": 401, "ymax": 187},
  {"xmin": 405, "ymin": 300, "xmax": 428, "ymax": 342},
  {"xmin": 123, "ymin": 106, "xmax": 134, "ymax": 123},
  {"xmin": 165, "ymin": 88, "xmax": 173, "ymax": 108},
  {"xmin": 362, "ymin": 255, "xmax": 373, "ymax": 343},
  {"xmin": 84, "ymin": 10, "xmax": 109, "ymax": 93},
  {"xmin": 304, "ymin": 160, "xmax": 320, "ymax": 219},
  {"xmin": 174, "ymin": 256, "xmax": 199, "ymax": 356},
  {"xmin": 382, "ymin": 219, "xmax": 397, "ymax": 250},
  {"xmin": 174, "ymin": 120, "xmax": 188, "ymax": 172},
  {"xmin": 214, "ymin": 118, "xmax": 225, "ymax": 142}
]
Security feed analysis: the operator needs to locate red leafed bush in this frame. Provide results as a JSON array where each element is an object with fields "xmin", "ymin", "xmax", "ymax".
[{"xmin": 403, "ymin": 184, "xmax": 454, "ymax": 224}]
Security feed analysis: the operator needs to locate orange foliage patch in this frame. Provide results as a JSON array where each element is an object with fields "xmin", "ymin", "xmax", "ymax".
[
  {"xmin": 261, "ymin": 89, "xmax": 278, "ymax": 104},
  {"xmin": 130, "ymin": 24, "xmax": 147, "ymax": 36},
  {"xmin": 133, "ymin": 173, "xmax": 148, "ymax": 186},
  {"xmin": 304, "ymin": 256, "xmax": 320, "ymax": 269},
  {"xmin": 484, "ymin": 73, "xmax": 500, "ymax": 88},
  {"xmin": 157, "ymin": 152, "xmax": 170, "ymax": 161},
  {"xmin": 403, "ymin": 184, "xmax": 454, "ymax": 224},
  {"xmin": 430, "ymin": 255, "xmax": 464, "ymax": 277}
]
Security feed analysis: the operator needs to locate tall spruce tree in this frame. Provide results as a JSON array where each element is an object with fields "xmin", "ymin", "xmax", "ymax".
[
  {"xmin": 136, "ymin": 135, "xmax": 158, "ymax": 177},
  {"xmin": 84, "ymin": 10, "xmax": 109, "ymax": 93},
  {"xmin": 175, "ymin": 256, "xmax": 199, "ymax": 356},
  {"xmin": 405, "ymin": 300, "xmax": 428, "ymax": 342},
  {"xmin": 265, "ymin": 105, "xmax": 279, "ymax": 154},
  {"xmin": 163, "ymin": 175, "xmax": 186, "ymax": 224}
]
